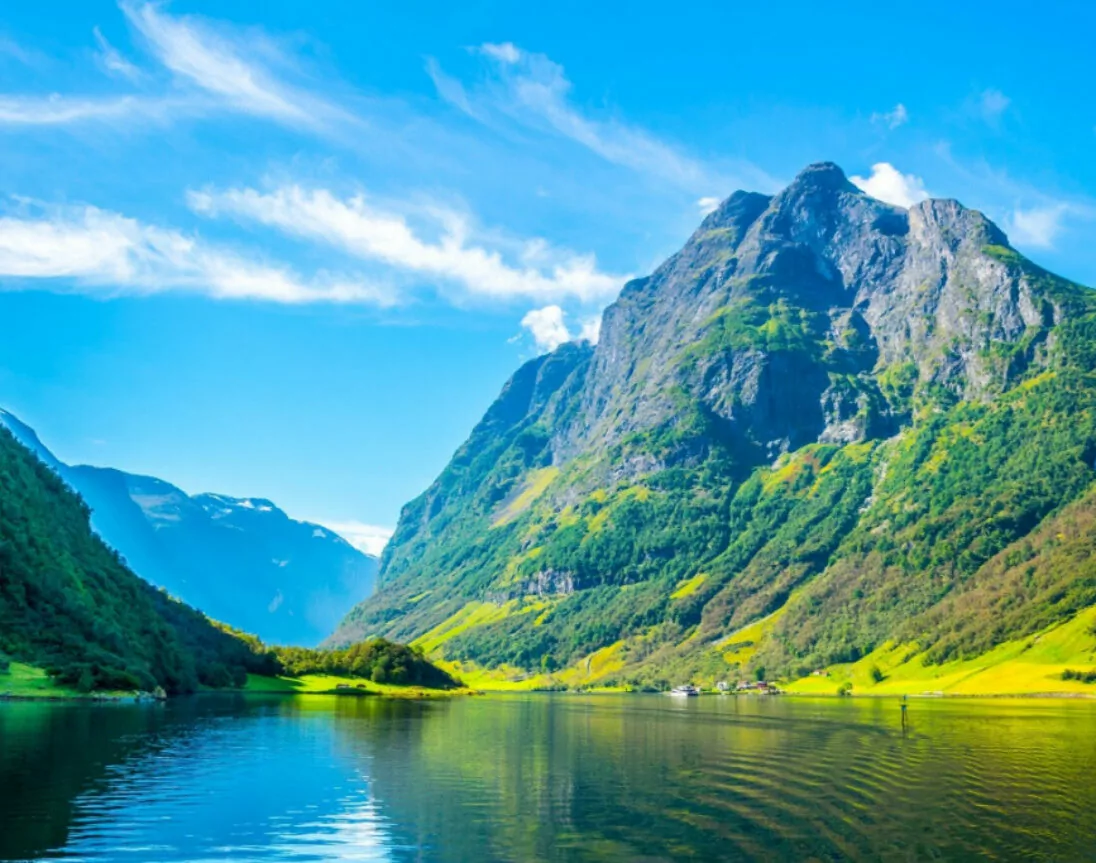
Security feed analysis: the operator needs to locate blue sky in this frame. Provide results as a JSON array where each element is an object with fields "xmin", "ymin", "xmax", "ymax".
[{"xmin": 1, "ymin": 0, "xmax": 1094, "ymax": 553}]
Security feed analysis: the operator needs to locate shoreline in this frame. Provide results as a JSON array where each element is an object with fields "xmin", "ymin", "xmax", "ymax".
[
  {"xmin": 0, "ymin": 687, "xmax": 467, "ymax": 704},
  {"xmin": 0, "ymin": 692, "xmax": 163, "ymax": 704},
  {"xmin": 783, "ymin": 690, "xmax": 1096, "ymax": 701}
]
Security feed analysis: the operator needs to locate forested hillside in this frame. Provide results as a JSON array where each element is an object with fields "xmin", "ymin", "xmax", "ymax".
[{"xmin": 332, "ymin": 163, "xmax": 1096, "ymax": 690}]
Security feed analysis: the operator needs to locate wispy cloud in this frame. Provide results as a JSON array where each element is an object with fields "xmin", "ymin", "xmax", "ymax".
[
  {"xmin": 93, "ymin": 26, "xmax": 143, "ymax": 81},
  {"xmin": 121, "ymin": 0, "xmax": 346, "ymax": 129},
  {"xmin": 0, "ymin": 3, "xmax": 351, "ymax": 132},
  {"xmin": 0, "ymin": 200, "xmax": 389, "ymax": 304},
  {"xmin": 0, "ymin": 94, "xmax": 193, "ymax": 125},
  {"xmin": 931, "ymin": 145, "xmax": 1094, "ymax": 252},
  {"xmin": 976, "ymin": 88, "xmax": 1010, "ymax": 125},
  {"xmin": 520, "ymin": 303, "xmax": 600, "ymax": 351},
  {"xmin": 429, "ymin": 42, "xmax": 773, "ymax": 196},
  {"xmin": 871, "ymin": 102, "xmax": 908, "ymax": 130},
  {"xmin": 1006, "ymin": 203, "xmax": 1072, "ymax": 249},
  {"xmin": 479, "ymin": 42, "xmax": 522, "ymax": 65},
  {"xmin": 850, "ymin": 162, "xmax": 929, "ymax": 208},
  {"xmin": 0, "ymin": 35, "xmax": 44, "ymax": 66},
  {"xmin": 189, "ymin": 184, "xmax": 627, "ymax": 303}
]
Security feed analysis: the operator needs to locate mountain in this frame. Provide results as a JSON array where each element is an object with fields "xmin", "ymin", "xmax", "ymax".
[
  {"xmin": 332, "ymin": 162, "xmax": 1096, "ymax": 689},
  {"xmin": 0, "ymin": 410, "xmax": 376, "ymax": 646},
  {"xmin": 0, "ymin": 424, "xmax": 277, "ymax": 693}
]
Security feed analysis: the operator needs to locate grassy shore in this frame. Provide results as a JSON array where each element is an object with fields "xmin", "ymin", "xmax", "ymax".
[
  {"xmin": 242, "ymin": 672, "xmax": 467, "ymax": 698},
  {"xmin": 785, "ymin": 605, "xmax": 1096, "ymax": 698},
  {"xmin": 0, "ymin": 662, "xmax": 466, "ymax": 701},
  {"xmin": 0, "ymin": 662, "xmax": 143, "ymax": 700}
]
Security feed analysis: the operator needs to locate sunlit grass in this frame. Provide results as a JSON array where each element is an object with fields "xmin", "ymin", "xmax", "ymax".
[
  {"xmin": 492, "ymin": 467, "xmax": 559, "ymax": 527},
  {"xmin": 785, "ymin": 606, "xmax": 1096, "ymax": 697},
  {"xmin": 0, "ymin": 662, "xmax": 133, "ymax": 699},
  {"xmin": 670, "ymin": 573, "xmax": 707, "ymax": 600},
  {"xmin": 243, "ymin": 673, "xmax": 463, "ymax": 698}
]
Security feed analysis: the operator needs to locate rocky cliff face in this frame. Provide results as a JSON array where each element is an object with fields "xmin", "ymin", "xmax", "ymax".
[
  {"xmin": 333, "ymin": 163, "xmax": 1096, "ymax": 685},
  {"xmin": 557, "ymin": 163, "xmax": 1071, "ymax": 470}
]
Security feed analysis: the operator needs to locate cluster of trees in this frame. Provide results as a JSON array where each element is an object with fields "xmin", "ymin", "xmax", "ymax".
[{"xmin": 273, "ymin": 639, "xmax": 457, "ymax": 688}]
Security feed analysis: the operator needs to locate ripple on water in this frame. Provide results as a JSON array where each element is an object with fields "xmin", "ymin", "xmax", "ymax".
[{"xmin": 2, "ymin": 695, "xmax": 1096, "ymax": 862}]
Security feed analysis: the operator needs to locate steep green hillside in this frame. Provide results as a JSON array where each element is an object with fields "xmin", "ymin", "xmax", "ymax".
[
  {"xmin": 0, "ymin": 425, "xmax": 278, "ymax": 694},
  {"xmin": 333, "ymin": 163, "xmax": 1096, "ymax": 692}
]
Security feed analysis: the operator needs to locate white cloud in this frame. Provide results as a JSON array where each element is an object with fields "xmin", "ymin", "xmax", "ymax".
[
  {"xmin": 1006, "ymin": 203, "xmax": 1070, "ymax": 249},
  {"xmin": 697, "ymin": 196, "xmax": 721, "ymax": 216},
  {"xmin": 871, "ymin": 103, "xmax": 908, "ymax": 130},
  {"xmin": 431, "ymin": 43, "xmax": 741, "ymax": 195},
  {"xmin": 521, "ymin": 305, "xmax": 570, "ymax": 351},
  {"xmin": 424, "ymin": 57, "xmax": 478, "ymax": 119},
  {"xmin": 978, "ymin": 88, "xmax": 1010, "ymax": 123},
  {"xmin": 578, "ymin": 315, "xmax": 602, "ymax": 344},
  {"xmin": 479, "ymin": 42, "xmax": 521, "ymax": 64},
  {"xmin": 315, "ymin": 520, "xmax": 394, "ymax": 557},
  {"xmin": 93, "ymin": 26, "xmax": 143, "ymax": 81},
  {"xmin": 0, "ymin": 4, "xmax": 349, "ymax": 131},
  {"xmin": 0, "ymin": 201, "xmax": 389, "ymax": 304},
  {"xmin": 189, "ymin": 184, "xmax": 626, "ymax": 303},
  {"xmin": 0, "ymin": 94, "xmax": 191, "ymax": 125},
  {"xmin": 122, "ymin": 0, "xmax": 345, "ymax": 129},
  {"xmin": 520, "ymin": 305, "xmax": 601, "ymax": 351},
  {"xmin": 850, "ymin": 162, "xmax": 929, "ymax": 208}
]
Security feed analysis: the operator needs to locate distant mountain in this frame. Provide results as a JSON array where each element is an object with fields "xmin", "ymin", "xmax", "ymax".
[
  {"xmin": 0, "ymin": 410, "xmax": 376, "ymax": 646},
  {"xmin": 0, "ymin": 423, "xmax": 276, "ymax": 693},
  {"xmin": 332, "ymin": 162, "xmax": 1096, "ymax": 688}
]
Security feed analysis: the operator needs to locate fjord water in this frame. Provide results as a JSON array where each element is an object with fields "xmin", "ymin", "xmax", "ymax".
[{"xmin": 3, "ymin": 695, "xmax": 1096, "ymax": 862}]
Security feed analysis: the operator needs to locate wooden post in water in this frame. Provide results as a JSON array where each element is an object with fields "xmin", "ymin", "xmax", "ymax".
[{"xmin": 900, "ymin": 695, "xmax": 909, "ymax": 735}]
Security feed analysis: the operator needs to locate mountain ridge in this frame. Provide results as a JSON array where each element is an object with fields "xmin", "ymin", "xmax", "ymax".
[
  {"xmin": 0, "ymin": 409, "xmax": 376, "ymax": 646},
  {"xmin": 0, "ymin": 423, "xmax": 278, "ymax": 693},
  {"xmin": 332, "ymin": 162, "xmax": 1096, "ymax": 690}
]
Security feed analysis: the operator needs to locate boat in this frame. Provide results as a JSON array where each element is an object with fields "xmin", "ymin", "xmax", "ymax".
[{"xmin": 668, "ymin": 685, "xmax": 700, "ymax": 697}]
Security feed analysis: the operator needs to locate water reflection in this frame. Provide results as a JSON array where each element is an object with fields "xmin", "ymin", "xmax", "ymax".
[{"xmin": 2, "ymin": 694, "xmax": 1096, "ymax": 861}]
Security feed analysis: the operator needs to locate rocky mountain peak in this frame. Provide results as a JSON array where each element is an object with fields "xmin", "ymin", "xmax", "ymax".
[
  {"xmin": 790, "ymin": 160, "xmax": 852, "ymax": 187},
  {"xmin": 562, "ymin": 163, "xmax": 1089, "ymax": 468},
  {"xmin": 908, "ymin": 197, "xmax": 1008, "ymax": 250}
]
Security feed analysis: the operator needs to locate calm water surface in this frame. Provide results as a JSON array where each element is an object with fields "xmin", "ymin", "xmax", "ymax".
[{"xmin": 2, "ymin": 693, "xmax": 1095, "ymax": 861}]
